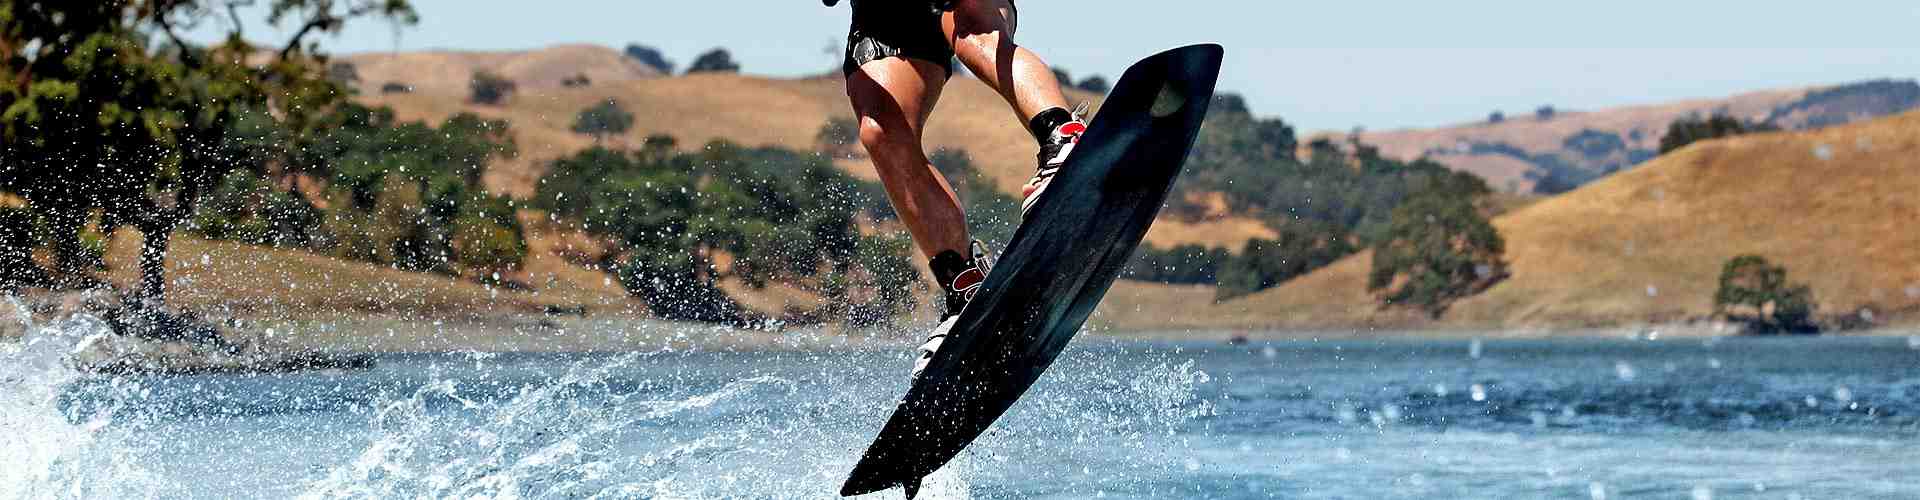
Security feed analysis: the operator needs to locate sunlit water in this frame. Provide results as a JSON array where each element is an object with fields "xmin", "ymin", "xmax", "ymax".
[{"xmin": 4, "ymin": 312, "xmax": 1919, "ymax": 499}]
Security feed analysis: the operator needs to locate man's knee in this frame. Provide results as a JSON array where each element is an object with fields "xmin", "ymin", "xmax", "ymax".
[
  {"xmin": 947, "ymin": 0, "xmax": 1014, "ymax": 42},
  {"xmin": 858, "ymin": 117, "xmax": 920, "ymax": 161}
]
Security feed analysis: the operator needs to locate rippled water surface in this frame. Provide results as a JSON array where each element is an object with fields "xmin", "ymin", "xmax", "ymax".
[{"xmin": 7, "ymin": 323, "xmax": 1920, "ymax": 499}]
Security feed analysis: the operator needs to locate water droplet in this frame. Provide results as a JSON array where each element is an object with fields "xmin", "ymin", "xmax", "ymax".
[
  {"xmin": 1470, "ymin": 384, "xmax": 1487, "ymax": 402},
  {"xmin": 1336, "ymin": 403, "xmax": 1358, "ymax": 423},
  {"xmin": 1589, "ymin": 482, "xmax": 1608, "ymax": 500},
  {"xmin": 1833, "ymin": 386, "xmax": 1853, "ymax": 403},
  {"xmin": 1468, "ymin": 338, "xmax": 1483, "ymax": 359},
  {"xmin": 1614, "ymin": 361, "xmax": 1637, "ymax": 381}
]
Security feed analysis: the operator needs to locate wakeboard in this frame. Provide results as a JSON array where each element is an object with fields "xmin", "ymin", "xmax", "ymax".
[{"xmin": 840, "ymin": 43, "xmax": 1225, "ymax": 498}]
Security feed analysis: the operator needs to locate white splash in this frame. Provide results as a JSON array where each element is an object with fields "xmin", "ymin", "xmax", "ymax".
[{"xmin": 0, "ymin": 298, "xmax": 164, "ymax": 499}]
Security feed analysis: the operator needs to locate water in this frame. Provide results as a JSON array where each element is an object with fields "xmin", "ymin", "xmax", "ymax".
[{"xmin": 5, "ymin": 317, "xmax": 1919, "ymax": 499}]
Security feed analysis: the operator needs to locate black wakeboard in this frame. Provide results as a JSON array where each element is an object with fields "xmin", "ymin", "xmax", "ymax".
[{"xmin": 840, "ymin": 44, "xmax": 1224, "ymax": 498}]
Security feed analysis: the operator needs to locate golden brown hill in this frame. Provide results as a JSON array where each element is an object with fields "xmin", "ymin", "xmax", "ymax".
[
  {"xmin": 1209, "ymin": 108, "xmax": 1920, "ymax": 331},
  {"xmin": 1328, "ymin": 81, "xmax": 1920, "ymax": 195},
  {"xmin": 1330, "ymin": 87, "xmax": 1811, "ymax": 193},
  {"xmin": 347, "ymin": 45, "xmax": 1269, "ymax": 251},
  {"xmin": 343, "ymin": 44, "xmax": 663, "ymax": 95}
]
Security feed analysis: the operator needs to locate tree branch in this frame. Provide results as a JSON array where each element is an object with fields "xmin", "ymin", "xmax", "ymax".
[
  {"xmin": 151, "ymin": 10, "xmax": 204, "ymax": 69},
  {"xmin": 277, "ymin": 4, "xmax": 381, "ymax": 60}
]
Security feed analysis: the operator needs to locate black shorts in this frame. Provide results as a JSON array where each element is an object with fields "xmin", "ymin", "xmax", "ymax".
[{"xmin": 842, "ymin": 1, "xmax": 956, "ymax": 78}]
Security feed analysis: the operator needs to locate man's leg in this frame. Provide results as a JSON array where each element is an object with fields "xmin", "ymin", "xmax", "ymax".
[
  {"xmin": 850, "ymin": 56, "xmax": 990, "ymax": 378},
  {"xmin": 942, "ymin": 0, "xmax": 1087, "ymax": 209},
  {"xmin": 942, "ymin": 0, "xmax": 1073, "ymax": 133},
  {"xmin": 847, "ymin": 57, "xmax": 970, "ymax": 263}
]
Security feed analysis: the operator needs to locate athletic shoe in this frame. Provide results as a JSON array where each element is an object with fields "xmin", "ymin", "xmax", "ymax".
[
  {"xmin": 911, "ymin": 315, "xmax": 956, "ymax": 379},
  {"xmin": 1021, "ymin": 109, "xmax": 1089, "ymax": 215},
  {"xmin": 912, "ymin": 241, "xmax": 991, "ymax": 379}
]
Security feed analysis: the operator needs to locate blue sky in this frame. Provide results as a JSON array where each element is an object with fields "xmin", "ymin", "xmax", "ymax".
[{"xmin": 202, "ymin": 0, "xmax": 1920, "ymax": 131}]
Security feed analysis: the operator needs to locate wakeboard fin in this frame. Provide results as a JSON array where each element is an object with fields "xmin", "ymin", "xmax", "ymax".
[{"xmin": 902, "ymin": 477, "xmax": 922, "ymax": 499}]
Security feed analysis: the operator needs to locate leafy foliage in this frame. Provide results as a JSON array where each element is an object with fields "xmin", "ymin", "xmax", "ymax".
[
  {"xmin": 571, "ymin": 98, "xmax": 635, "ymax": 143},
  {"xmin": 686, "ymin": 48, "xmax": 740, "ymax": 74},
  {"xmin": 1366, "ymin": 175, "xmax": 1507, "ymax": 316},
  {"xmin": 469, "ymin": 70, "xmax": 517, "ymax": 105},
  {"xmin": 623, "ymin": 44, "xmax": 677, "ymax": 74},
  {"xmin": 191, "ymin": 170, "xmax": 322, "ymax": 248},
  {"xmin": 1108, "ymin": 99, "xmax": 1510, "ymax": 299},
  {"xmin": 1216, "ymin": 222, "xmax": 1357, "ymax": 301},
  {"xmin": 189, "ymin": 102, "xmax": 527, "ymax": 277},
  {"xmin": 1714, "ymin": 255, "xmax": 1818, "ymax": 334},
  {"xmin": 815, "ymin": 117, "xmax": 861, "ymax": 158},
  {"xmin": 537, "ymin": 138, "xmax": 910, "ymax": 324},
  {"xmin": 1563, "ymin": 129, "xmax": 1626, "ymax": 159},
  {"xmin": 0, "ymin": 0, "xmax": 417, "ymax": 301},
  {"xmin": 1122, "ymin": 244, "xmax": 1228, "ymax": 285},
  {"xmin": 1658, "ymin": 115, "xmax": 1780, "ymax": 154},
  {"xmin": 1076, "ymin": 75, "xmax": 1110, "ymax": 94},
  {"xmin": 929, "ymin": 149, "xmax": 1021, "ymax": 247},
  {"xmin": 1764, "ymin": 79, "xmax": 1920, "ymax": 128}
]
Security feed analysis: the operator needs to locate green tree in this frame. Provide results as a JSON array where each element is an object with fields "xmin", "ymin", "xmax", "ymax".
[
  {"xmin": 538, "ymin": 138, "xmax": 904, "ymax": 324},
  {"xmin": 686, "ymin": 48, "xmax": 740, "ymax": 74},
  {"xmin": 1658, "ymin": 115, "xmax": 1781, "ymax": 154},
  {"xmin": 1076, "ymin": 75, "xmax": 1111, "ymax": 94},
  {"xmin": 1366, "ymin": 182, "xmax": 1507, "ymax": 317},
  {"xmin": 1123, "ymin": 244, "xmax": 1229, "ymax": 285},
  {"xmin": 0, "ymin": 0, "xmax": 416, "ymax": 302},
  {"xmin": 1714, "ymin": 255, "xmax": 1818, "ymax": 334},
  {"xmin": 571, "ymin": 98, "xmax": 634, "ymax": 144},
  {"xmin": 1216, "ymin": 222, "xmax": 1358, "ymax": 301},
  {"xmin": 469, "ymin": 69, "xmax": 516, "ymax": 104},
  {"xmin": 308, "ymin": 105, "xmax": 521, "ymax": 274},
  {"xmin": 623, "ymin": 43, "xmax": 676, "ymax": 74}
]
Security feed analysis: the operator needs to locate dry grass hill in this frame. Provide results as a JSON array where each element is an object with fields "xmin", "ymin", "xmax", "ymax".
[
  {"xmin": 1337, "ymin": 80, "xmax": 1919, "ymax": 194},
  {"xmin": 1198, "ymin": 108, "xmax": 1920, "ymax": 332},
  {"xmin": 342, "ymin": 44, "xmax": 1271, "ymax": 250},
  {"xmin": 90, "ymin": 44, "xmax": 1914, "ymax": 334},
  {"xmin": 344, "ymin": 44, "xmax": 664, "ymax": 94}
]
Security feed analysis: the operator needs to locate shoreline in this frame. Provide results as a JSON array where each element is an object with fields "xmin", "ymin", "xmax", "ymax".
[{"xmin": 15, "ymin": 314, "xmax": 1916, "ymax": 354}]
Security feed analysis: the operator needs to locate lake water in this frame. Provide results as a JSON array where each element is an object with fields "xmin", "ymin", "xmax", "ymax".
[{"xmin": 5, "ymin": 316, "xmax": 1919, "ymax": 499}]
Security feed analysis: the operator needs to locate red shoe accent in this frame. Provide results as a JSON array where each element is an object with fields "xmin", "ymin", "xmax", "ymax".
[
  {"xmin": 952, "ymin": 267, "xmax": 986, "ymax": 300},
  {"xmin": 1058, "ymin": 122, "xmax": 1088, "ymax": 141}
]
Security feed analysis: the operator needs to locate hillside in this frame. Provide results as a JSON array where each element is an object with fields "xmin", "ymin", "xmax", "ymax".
[
  {"xmin": 342, "ymin": 44, "xmax": 664, "ymax": 94},
  {"xmin": 1340, "ymin": 80, "xmax": 1920, "ymax": 194},
  {"xmin": 1211, "ymin": 108, "xmax": 1920, "ymax": 331},
  {"xmin": 341, "ymin": 44, "xmax": 1269, "ymax": 250}
]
